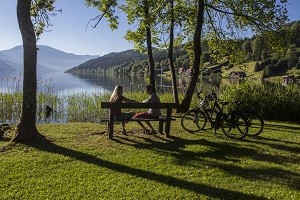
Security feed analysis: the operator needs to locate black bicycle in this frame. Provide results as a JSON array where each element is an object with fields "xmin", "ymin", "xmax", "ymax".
[
  {"xmin": 181, "ymin": 91, "xmax": 248, "ymax": 140},
  {"xmin": 231, "ymin": 101, "xmax": 264, "ymax": 136}
]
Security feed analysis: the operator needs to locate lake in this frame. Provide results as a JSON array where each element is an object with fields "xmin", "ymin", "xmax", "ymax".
[{"xmin": 0, "ymin": 70, "xmax": 246, "ymax": 95}]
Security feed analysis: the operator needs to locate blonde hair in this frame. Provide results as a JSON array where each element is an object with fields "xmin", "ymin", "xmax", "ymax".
[{"xmin": 109, "ymin": 85, "xmax": 123, "ymax": 102}]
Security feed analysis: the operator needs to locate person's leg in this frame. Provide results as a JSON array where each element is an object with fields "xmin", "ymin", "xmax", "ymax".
[
  {"xmin": 133, "ymin": 112, "xmax": 150, "ymax": 133},
  {"xmin": 136, "ymin": 121, "xmax": 149, "ymax": 133},
  {"xmin": 121, "ymin": 122, "xmax": 127, "ymax": 134},
  {"xmin": 145, "ymin": 121, "xmax": 156, "ymax": 133}
]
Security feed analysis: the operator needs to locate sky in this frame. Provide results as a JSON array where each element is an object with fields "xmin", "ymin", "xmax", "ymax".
[{"xmin": 0, "ymin": 0, "xmax": 300, "ymax": 56}]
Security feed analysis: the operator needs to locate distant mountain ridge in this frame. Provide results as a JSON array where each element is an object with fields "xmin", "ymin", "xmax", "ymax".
[
  {"xmin": 66, "ymin": 48, "xmax": 186, "ymax": 74},
  {"xmin": 0, "ymin": 45, "xmax": 99, "ymax": 72},
  {"xmin": 67, "ymin": 50, "xmax": 148, "ymax": 71}
]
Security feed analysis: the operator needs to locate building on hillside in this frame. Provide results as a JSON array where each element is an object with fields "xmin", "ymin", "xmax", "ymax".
[{"xmin": 229, "ymin": 71, "xmax": 247, "ymax": 79}]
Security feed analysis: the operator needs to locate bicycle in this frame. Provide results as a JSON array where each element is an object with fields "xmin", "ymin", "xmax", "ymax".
[
  {"xmin": 231, "ymin": 101, "xmax": 264, "ymax": 136},
  {"xmin": 181, "ymin": 91, "xmax": 249, "ymax": 140}
]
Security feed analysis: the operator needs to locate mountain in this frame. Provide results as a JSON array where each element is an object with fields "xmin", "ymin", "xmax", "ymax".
[
  {"xmin": 0, "ymin": 51, "xmax": 52, "ymax": 72},
  {"xmin": 66, "ymin": 48, "xmax": 187, "ymax": 74},
  {"xmin": 0, "ymin": 59, "xmax": 15, "ymax": 71},
  {"xmin": 0, "ymin": 45, "xmax": 99, "ymax": 71},
  {"xmin": 67, "ymin": 50, "xmax": 148, "ymax": 71}
]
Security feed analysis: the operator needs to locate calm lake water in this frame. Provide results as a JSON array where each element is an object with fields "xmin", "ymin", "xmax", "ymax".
[{"xmin": 0, "ymin": 70, "xmax": 245, "ymax": 95}]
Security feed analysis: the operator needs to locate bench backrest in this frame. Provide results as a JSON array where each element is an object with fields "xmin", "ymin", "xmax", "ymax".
[{"xmin": 101, "ymin": 102, "xmax": 178, "ymax": 109}]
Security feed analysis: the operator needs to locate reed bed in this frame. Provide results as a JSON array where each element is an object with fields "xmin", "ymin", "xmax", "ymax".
[{"xmin": 0, "ymin": 76, "xmax": 299, "ymax": 124}]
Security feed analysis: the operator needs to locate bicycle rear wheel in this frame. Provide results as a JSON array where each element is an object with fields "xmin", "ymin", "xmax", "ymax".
[
  {"xmin": 204, "ymin": 109, "xmax": 218, "ymax": 130},
  {"xmin": 181, "ymin": 109, "xmax": 206, "ymax": 133},
  {"xmin": 220, "ymin": 113, "xmax": 248, "ymax": 140},
  {"xmin": 244, "ymin": 111, "xmax": 264, "ymax": 136}
]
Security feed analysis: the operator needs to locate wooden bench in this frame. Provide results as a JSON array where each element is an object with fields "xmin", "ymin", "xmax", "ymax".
[{"xmin": 100, "ymin": 102, "xmax": 177, "ymax": 139}]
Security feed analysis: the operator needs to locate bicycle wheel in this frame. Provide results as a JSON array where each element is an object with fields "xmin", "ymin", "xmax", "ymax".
[
  {"xmin": 181, "ymin": 109, "xmax": 206, "ymax": 133},
  {"xmin": 203, "ymin": 108, "xmax": 218, "ymax": 130},
  {"xmin": 220, "ymin": 113, "xmax": 248, "ymax": 140},
  {"xmin": 244, "ymin": 111, "xmax": 264, "ymax": 136}
]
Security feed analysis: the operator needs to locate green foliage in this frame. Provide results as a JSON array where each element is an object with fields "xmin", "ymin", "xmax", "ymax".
[
  {"xmin": 221, "ymin": 81, "xmax": 300, "ymax": 123},
  {"xmin": 85, "ymin": 0, "xmax": 119, "ymax": 30},
  {"xmin": 286, "ymin": 45, "xmax": 299, "ymax": 69},
  {"xmin": 255, "ymin": 59, "xmax": 271, "ymax": 72},
  {"xmin": 251, "ymin": 35, "xmax": 265, "ymax": 61},
  {"xmin": 67, "ymin": 47, "xmax": 190, "ymax": 75},
  {"xmin": 295, "ymin": 61, "xmax": 300, "ymax": 69},
  {"xmin": 30, "ymin": 0, "xmax": 60, "ymax": 39}
]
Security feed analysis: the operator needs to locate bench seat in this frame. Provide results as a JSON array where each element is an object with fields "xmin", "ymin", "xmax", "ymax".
[
  {"xmin": 101, "ymin": 102, "xmax": 177, "ymax": 139},
  {"xmin": 99, "ymin": 117, "xmax": 176, "ymax": 135}
]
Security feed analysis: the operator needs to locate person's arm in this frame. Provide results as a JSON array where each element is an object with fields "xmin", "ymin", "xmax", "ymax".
[
  {"xmin": 142, "ymin": 97, "xmax": 151, "ymax": 103},
  {"xmin": 122, "ymin": 96, "xmax": 139, "ymax": 103}
]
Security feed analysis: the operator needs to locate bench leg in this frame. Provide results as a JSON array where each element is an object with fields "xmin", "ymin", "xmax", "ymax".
[
  {"xmin": 165, "ymin": 121, "xmax": 171, "ymax": 138},
  {"xmin": 108, "ymin": 121, "xmax": 114, "ymax": 139},
  {"xmin": 158, "ymin": 121, "xmax": 164, "ymax": 134}
]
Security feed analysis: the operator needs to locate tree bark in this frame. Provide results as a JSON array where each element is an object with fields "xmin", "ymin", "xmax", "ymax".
[
  {"xmin": 177, "ymin": 0, "xmax": 205, "ymax": 113},
  {"xmin": 12, "ymin": 0, "xmax": 42, "ymax": 142},
  {"xmin": 144, "ymin": 0, "xmax": 156, "ymax": 88},
  {"xmin": 168, "ymin": 0, "xmax": 179, "ymax": 105}
]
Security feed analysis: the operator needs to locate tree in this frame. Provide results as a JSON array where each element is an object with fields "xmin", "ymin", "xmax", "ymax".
[
  {"xmin": 286, "ymin": 44, "xmax": 298, "ymax": 69},
  {"xmin": 122, "ymin": 0, "xmax": 159, "ymax": 87},
  {"xmin": 177, "ymin": 0, "xmax": 205, "ymax": 112},
  {"xmin": 12, "ymin": 0, "xmax": 58, "ymax": 142},
  {"xmin": 86, "ymin": 0, "xmax": 288, "ymax": 112},
  {"xmin": 252, "ymin": 35, "xmax": 265, "ymax": 61},
  {"xmin": 177, "ymin": 0, "xmax": 288, "ymax": 112},
  {"xmin": 12, "ymin": 0, "xmax": 40, "ymax": 142}
]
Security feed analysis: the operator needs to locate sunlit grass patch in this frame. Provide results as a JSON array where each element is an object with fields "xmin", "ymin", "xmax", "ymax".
[{"xmin": 0, "ymin": 120, "xmax": 299, "ymax": 199}]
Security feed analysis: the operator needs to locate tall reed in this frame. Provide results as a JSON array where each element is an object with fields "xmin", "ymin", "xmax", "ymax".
[{"xmin": 1, "ymin": 77, "xmax": 299, "ymax": 124}]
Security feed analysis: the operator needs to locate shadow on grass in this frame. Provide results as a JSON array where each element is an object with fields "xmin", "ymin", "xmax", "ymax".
[
  {"xmin": 208, "ymin": 161, "xmax": 300, "ymax": 190},
  {"xmin": 244, "ymin": 137, "xmax": 300, "ymax": 155},
  {"xmin": 112, "ymin": 135, "xmax": 300, "ymax": 190},
  {"xmin": 27, "ymin": 138, "xmax": 265, "ymax": 200},
  {"xmin": 263, "ymin": 123, "xmax": 300, "ymax": 134},
  {"xmin": 115, "ymin": 135, "xmax": 299, "ymax": 165}
]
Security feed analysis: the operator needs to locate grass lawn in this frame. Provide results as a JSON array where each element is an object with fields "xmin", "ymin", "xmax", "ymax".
[{"xmin": 0, "ymin": 119, "xmax": 299, "ymax": 199}]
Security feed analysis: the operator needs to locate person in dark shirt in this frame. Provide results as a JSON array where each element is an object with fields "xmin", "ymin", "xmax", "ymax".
[{"xmin": 133, "ymin": 84, "xmax": 160, "ymax": 134}]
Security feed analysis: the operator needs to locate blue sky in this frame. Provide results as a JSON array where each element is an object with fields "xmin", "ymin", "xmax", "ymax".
[{"xmin": 0, "ymin": 0, "xmax": 300, "ymax": 56}]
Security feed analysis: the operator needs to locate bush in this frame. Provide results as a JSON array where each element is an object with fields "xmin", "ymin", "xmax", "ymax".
[
  {"xmin": 255, "ymin": 59, "xmax": 271, "ymax": 72},
  {"xmin": 295, "ymin": 61, "xmax": 300, "ymax": 69},
  {"xmin": 262, "ymin": 64, "xmax": 273, "ymax": 78},
  {"xmin": 274, "ymin": 59, "xmax": 288, "ymax": 74},
  {"xmin": 221, "ymin": 81, "xmax": 300, "ymax": 123}
]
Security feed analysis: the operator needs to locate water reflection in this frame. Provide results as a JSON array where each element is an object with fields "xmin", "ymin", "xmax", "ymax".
[{"xmin": 1, "ymin": 70, "xmax": 298, "ymax": 95}]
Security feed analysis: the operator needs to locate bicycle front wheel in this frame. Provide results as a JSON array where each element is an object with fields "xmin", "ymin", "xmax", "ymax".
[
  {"xmin": 244, "ymin": 111, "xmax": 264, "ymax": 136},
  {"xmin": 181, "ymin": 109, "xmax": 206, "ymax": 133},
  {"xmin": 221, "ymin": 113, "xmax": 248, "ymax": 140}
]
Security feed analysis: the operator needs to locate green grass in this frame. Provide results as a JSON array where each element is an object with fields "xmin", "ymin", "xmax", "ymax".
[{"xmin": 0, "ymin": 120, "xmax": 299, "ymax": 199}]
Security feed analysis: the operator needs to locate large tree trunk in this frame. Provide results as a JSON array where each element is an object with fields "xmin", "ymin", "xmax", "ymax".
[
  {"xmin": 12, "ymin": 0, "xmax": 42, "ymax": 142},
  {"xmin": 168, "ymin": 0, "xmax": 179, "ymax": 105},
  {"xmin": 144, "ymin": 0, "xmax": 155, "ymax": 88},
  {"xmin": 177, "ymin": 0, "xmax": 205, "ymax": 113}
]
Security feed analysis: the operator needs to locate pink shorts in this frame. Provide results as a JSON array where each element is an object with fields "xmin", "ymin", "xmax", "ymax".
[{"xmin": 133, "ymin": 112, "xmax": 158, "ymax": 119}]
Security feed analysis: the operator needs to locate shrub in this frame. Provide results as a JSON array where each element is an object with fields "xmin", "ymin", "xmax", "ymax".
[
  {"xmin": 295, "ymin": 61, "xmax": 300, "ymax": 69},
  {"xmin": 221, "ymin": 81, "xmax": 300, "ymax": 123},
  {"xmin": 274, "ymin": 59, "xmax": 288, "ymax": 74},
  {"xmin": 262, "ymin": 64, "xmax": 273, "ymax": 78},
  {"xmin": 255, "ymin": 59, "xmax": 271, "ymax": 72}
]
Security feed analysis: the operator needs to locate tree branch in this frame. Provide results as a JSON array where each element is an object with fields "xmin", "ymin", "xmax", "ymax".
[{"xmin": 204, "ymin": 3, "xmax": 269, "ymax": 32}]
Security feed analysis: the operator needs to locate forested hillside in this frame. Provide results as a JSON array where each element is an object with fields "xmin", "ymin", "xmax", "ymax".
[{"xmin": 67, "ymin": 21, "xmax": 300, "ymax": 77}]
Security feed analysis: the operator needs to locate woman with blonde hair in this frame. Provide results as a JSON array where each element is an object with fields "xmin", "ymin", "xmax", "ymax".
[{"xmin": 110, "ymin": 85, "xmax": 137, "ymax": 134}]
